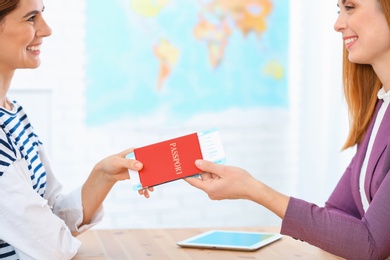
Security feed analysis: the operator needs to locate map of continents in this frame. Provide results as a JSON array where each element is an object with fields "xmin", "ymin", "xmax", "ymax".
[{"xmin": 86, "ymin": 0, "xmax": 289, "ymax": 126}]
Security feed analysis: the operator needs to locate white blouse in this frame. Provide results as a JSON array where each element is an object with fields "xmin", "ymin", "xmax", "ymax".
[
  {"xmin": 359, "ymin": 87, "xmax": 390, "ymax": 212},
  {"xmin": 0, "ymin": 100, "xmax": 103, "ymax": 259}
]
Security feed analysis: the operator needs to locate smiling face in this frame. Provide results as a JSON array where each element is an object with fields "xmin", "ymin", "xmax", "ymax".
[
  {"xmin": 0, "ymin": 0, "xmax": 51, "ymax": 73},
  {"xmin": 334, "ymin": 0, "xmax": 390, "ymax": 67}
]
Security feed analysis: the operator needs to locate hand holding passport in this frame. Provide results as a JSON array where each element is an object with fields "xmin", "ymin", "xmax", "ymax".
[{"xmin": 126, "ymin": 129, "xmax": 226, "ymax": 191}]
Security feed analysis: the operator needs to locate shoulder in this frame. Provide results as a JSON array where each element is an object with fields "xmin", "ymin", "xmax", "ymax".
[
  {"xmin": 0, "ymin": 122, "xmax": 18, "ymax": 177},
  {"xmin": 0, "ymin": 130, "xmax": 17, "ymax": 177}
]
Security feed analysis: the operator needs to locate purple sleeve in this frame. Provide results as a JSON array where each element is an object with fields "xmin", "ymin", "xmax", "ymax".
[
  {"xmin": 324, "ymin": 155, "xmax": 361, "ymax": 217},
  {"xmin": 281, "ymin": 168, "xmax": 390, "ymax": 259}
]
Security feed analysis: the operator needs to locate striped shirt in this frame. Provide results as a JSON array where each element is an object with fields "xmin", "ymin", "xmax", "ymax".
[
  {"xmin": 0, "ymin": 99, "xmax": 102, "ymax": 259},
  {"xmin": 0, "ymin": 242, "xmax": 17, "ymax": 260},
  {"xmin": 0, "ymin": 100, "xmax": 46, "ymax": 259}
]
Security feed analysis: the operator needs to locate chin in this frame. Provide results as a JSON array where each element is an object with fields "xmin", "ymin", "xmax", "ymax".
[
  {"xmin": 26, "ymin": 62, "xmax": 41, "ymax": 69},
  {"xmin": 348, "ymin": 53, "xmax": 371, "ymax": 65},
  {"xmin": 348, "ymin": 56, "xmax": 363, "ymax": 65}
]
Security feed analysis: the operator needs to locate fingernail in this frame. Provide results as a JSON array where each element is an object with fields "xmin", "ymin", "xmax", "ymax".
[
  {"xmin": 195, "ymin": 159, "xmax": 202, "ymax": 167},
  {"xmin": 134, "ymin": 162, "xmax": 142, "ymax": 169}
]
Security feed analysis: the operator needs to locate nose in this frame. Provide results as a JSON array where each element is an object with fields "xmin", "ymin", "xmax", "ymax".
[
  {"xmin": 36, "ymin": 17, "xmax": 52, "ymax": 38},
  {"xmin": 334, "ymin": 13, "xmax": 345, "ymax": 32}
]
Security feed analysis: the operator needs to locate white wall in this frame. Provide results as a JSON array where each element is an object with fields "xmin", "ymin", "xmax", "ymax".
[
  {"xmin": 9, "ymin": 0, "xmax": 352, "ymax": 229},
  {"xmin": 292, "ymin": 1, "xmax": 354, "ymax": 205},
  {"xmin": 279, "ymin": 0, "xmax": 349, "ymax": 208}
]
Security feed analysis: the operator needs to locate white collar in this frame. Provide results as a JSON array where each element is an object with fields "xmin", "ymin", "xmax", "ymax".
[{"xmin": 377, "ymin": 86, "xmax": 390, "ymax": 102}]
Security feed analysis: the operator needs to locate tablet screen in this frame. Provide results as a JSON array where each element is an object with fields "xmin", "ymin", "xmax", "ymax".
[{"xmin": 177, "ymin": 230, "xmax": 282, "ymax": 251}]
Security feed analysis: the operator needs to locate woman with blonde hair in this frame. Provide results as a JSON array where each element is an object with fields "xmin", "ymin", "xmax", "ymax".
[{"xmin": 186, "ymin": 0, "xmax": 390, "ymax": 258}]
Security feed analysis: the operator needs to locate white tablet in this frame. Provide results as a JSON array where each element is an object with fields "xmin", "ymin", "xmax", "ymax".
[{"xmin": 176, "ymin": 230, "xmax": 282, "ymax": 251}]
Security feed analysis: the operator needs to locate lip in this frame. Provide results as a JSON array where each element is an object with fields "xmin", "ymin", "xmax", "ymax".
[
  {"xmin": 26, "ymin": 43, "xmax": 42, "ymax": 54},
  {"xmin": 343, "ymin": 36, "xmax": 358, "ymax": 49}
]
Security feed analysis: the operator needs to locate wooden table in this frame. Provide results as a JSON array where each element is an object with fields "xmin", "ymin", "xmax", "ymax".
[{"xmin": 73, "ymin": 227, "xmax": 344, "ymax": 259}]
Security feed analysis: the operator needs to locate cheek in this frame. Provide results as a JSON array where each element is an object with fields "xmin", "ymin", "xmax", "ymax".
[
  {"xmin": 1, "ymin": 32, "xmax": 28, "ymax": 49},
  {"xmin": 369, "ymin": 11, "xmax": 389, "ymax": 36},
  {"xmin": 8, "ymin": 28, "xmax": 34, "ymax": 45},
  {"xmin": 382, "ymin": 30, "xmax": 390, "ymax": 47},
  {"xmin": 371, "ymin": 24, "xmax": 390, "ymax": 49}
]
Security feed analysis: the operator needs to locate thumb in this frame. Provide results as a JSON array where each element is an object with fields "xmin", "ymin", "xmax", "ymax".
[
  {"xmin": 184, "ymin": 176, "xmax": 203, "ymax": 187},
  {"xmin": 195, "ymin": 159, "xmax": 224, "ymax": 176}
]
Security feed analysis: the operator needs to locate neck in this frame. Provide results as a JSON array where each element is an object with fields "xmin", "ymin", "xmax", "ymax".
[
  {"xmin": 0, "ymin": 71, "xmax": 15, "ymax": 109},
  {"xmin": 372, "ymin": 60, "xmax": 390, "ymax": 92},
  {"xmin": 1, "ymin": 99, "xmax": 10, "ymax": 110}
]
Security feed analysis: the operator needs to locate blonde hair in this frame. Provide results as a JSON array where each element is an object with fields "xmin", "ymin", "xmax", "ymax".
[{"xmin": 342, "ymin": 0, "xmax": 390, "ymax": 149}]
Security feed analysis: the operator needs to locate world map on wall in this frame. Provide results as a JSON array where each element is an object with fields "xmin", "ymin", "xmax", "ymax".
[{"xmin": 86, "ymin": 0, "xmax": 289, "ymax": 126}]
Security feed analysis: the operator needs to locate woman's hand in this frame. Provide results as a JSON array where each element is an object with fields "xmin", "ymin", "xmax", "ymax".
[
  {"xmin": 92, "ymin": 148, "xmax": 154, "ymax": 198},
  {"xmin": 94, "ymin": 148, "xmax": 142, "ymax": 182},
  {"xmin": 81, "ymin": 148, "xmax": 154, "ymax": 226},
  {"xmin": 184, "ymin": 159, "xmax": 255, "ymax": 200},
  {"xmin": 93, "ymin": 148, "xmax": 155, "ymax": 198},
  {"xmin": 185, "ymin": 159, "xmax": 289, "ymax": 219}
]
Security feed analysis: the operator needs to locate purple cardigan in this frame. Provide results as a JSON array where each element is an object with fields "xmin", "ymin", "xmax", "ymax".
[{"xmin": 281, "ymin": 99, "xmax": 390, "ymax": 259}]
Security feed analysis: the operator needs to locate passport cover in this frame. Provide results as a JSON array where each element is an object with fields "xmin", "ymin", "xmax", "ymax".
[{"xmin": 126, "ymin": 129, "xmax": 225, "ymax": 191}]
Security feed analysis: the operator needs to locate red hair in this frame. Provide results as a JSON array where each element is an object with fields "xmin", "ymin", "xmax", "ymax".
[{"xmin": 342, "ymin": 0, "xmax": 390, "ymax": 149}]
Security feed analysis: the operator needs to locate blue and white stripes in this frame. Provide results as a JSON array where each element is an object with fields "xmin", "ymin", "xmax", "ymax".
[
  {"xmin": 0, "ymin": 102, "xmax": 46, "ymax": 197},
  {"xmin": 0, "ymin": 242, "xmax": 18, "ymax": 260},
  {"xmin": 0, "ymin": 101, "xmax": 47, "ymax": 258}
]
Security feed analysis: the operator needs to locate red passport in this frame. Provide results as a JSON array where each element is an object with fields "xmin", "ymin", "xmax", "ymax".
[{"xmin": 126, "ymin": 129, "xmax": 225, "ymax": 190}]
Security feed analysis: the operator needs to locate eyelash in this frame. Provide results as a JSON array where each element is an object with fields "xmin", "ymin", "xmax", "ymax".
[
  {"xmin": 27, "ymin": 15, "xmax": 36, "ymax": 22},
  {"xmin": 345, "ymin": 5, "xmax": 354, "ymax": 11},
  {"xmin": 337, "ymin": 5, "xmax": 354, "ymax": 14}
]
